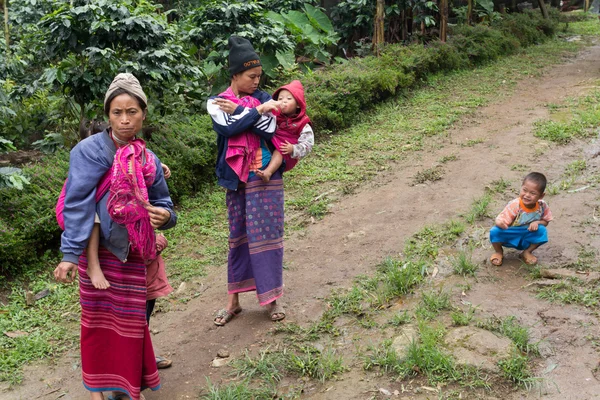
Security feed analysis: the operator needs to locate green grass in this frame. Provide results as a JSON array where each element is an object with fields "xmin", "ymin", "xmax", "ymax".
[
  {"xmin": 497, "ymin": 349, "xmax": 540, "ymax": 390},
  {"xmin": 547, "ymin": 158, "xmax": 588, "ymax": 194},
  {"xmin": 486, "ymin": 178, "xmax": 512, "ymax": 194},
  {"xmin": 535, "ymin": 90, "xmax": 600, "ymax": 144},
  {"xmin": 201, "ymin": 378, "xmax": 275, "ymax": 400},
  {"xmin": 413, "ymin": 166, "xmax": 444, "ymax": 184},
  {"xmin": 284, "ymin": 346, "xmax": 347, "ymax": 382},
  {"xmin": 451, "ymin": 306, "xmax": 475, "ymax": 326},
  {"xmin": 438, "ymin": 154, "xmax": 458, "ymax": 163},
  {"xmin": 0, "ymin": 278, "xmax": 79, "ymax": 384},
  {"xmin": 451, "ymin": 250, "xmax": 479, "ymax": 277},
  {"xmin": 537, "ymin": 280, "xmax": 600, "ymax": 308},
  {"xmin": 464, "ymin": 193, "xmax": 492, "ymax": 224},
  {"xmin": 476, "ymin": 316, "xmax": 538, "ymax": 355},
  {"xmin": 231, "ymin": 349, "xmax": 283, "ymax": 384},
  {"xmin": 388, "ymin": 310, "xmax": 412, "ymax": 327},
  {"xmin": 415, "ymin": 290, "xmax": 453, "ymax": 320},
  {"xmin": 404, "ymin": 220, "xmax": 465, "ymax": 260}
]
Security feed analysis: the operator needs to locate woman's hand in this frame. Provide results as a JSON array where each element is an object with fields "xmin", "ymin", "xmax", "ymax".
[
  {"xmin": 146, "ymin": 205, "xmax": 171, "ymax": 228},
  {"xmin": 54, "ymin": 262, "xmax": 78, "ymax": 283},
  {"xmin": 213, "ymin": 98, "xmax": 238, "ymax": 114},
  {"xmin": 257, "ymin": 100, "xmax": 282, "ymax": 115}
]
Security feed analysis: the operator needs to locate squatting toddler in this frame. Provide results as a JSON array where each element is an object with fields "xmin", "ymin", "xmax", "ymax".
[{"xmin": 489, "ymin": 172, "xmax": 553, "ymax": 266}]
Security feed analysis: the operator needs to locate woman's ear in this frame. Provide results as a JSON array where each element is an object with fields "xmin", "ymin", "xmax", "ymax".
[{"xmin": 143, "ymin": 109, "xmax": 148, "ymax": 120}]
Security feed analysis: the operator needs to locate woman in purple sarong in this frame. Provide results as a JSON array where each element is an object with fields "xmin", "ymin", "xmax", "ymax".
[{"xmin": 207, "ymin": 36, "xmax": 287, "ymax": 325}]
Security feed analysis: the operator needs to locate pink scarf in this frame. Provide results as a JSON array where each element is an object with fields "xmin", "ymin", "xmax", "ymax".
[
  {"xmin": 106, "ymin": 136, "xmax": 157, "ymax": 261},
  {"xmin": 219, "ymin": 87, "xmax": 261, "ymax": 182}
]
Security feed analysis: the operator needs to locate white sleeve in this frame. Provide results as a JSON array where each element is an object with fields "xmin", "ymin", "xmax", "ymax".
[{"xmin": 292, "ymin": 125, "xmax": 314, "ymax": 159}]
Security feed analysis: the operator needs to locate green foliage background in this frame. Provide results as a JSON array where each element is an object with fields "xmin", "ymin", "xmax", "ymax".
[{"xmin": 0, "ymin": 0, "xmax": 561, "ymax": 277}]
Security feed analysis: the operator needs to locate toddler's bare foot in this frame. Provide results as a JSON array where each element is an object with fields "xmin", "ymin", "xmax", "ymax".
[
  {"xmin": 256, "ymin": 169, "xmax": 272, "ymax": 183},
  {"xmin": 87, "ymin": 266, "xmax": 110, "ymax": 289}
]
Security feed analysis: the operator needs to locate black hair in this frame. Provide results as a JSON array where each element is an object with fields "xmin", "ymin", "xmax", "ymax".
[
  {"xmin": 104, "ymin": 88, "xmax": 147, "ymax": 116},
  {"xmin": 523, "ymin": 172, "xmax": 547, "ymax": 193}
]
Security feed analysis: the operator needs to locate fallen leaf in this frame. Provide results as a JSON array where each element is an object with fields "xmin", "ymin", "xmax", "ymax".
[
  {"xmin": 4, "ymin": 330, "xmax": 29, "ymax": 338},
  {"xmin": 421, "ymin": 386, "xmax": 438, "ymax": 392},
  {"xmin": 379, "ymin": 388, "xmax": 392, "ymax": 396},
  {"xmin": 431, "ymin": 267, "xmax": 439, "ymax": 278},
  {"xmin": 461, "ymin": 291, "xmax": 466, "ymax": 296},
  {"xmin": 34, "ymin": 288, "xmax": 51, "ymax": 300}
]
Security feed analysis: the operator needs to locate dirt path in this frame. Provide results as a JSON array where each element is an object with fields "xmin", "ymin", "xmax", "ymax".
[{"xmin": 5, "ymin": 45, "xmax": 600, "ymax": 400}]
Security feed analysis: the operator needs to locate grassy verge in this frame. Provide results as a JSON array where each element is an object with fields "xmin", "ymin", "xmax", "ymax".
[{"xmin": 2, "ymin": 17, "xmax": 599, "ymax": 386}]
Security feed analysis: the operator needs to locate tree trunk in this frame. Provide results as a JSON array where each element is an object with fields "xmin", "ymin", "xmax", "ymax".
[
  {"xmin": 2, "ymin": 0, "xmax": 9, "ymax": 52},
  {"xmin": 373, "ymin": 0, "xmax": 385, "ymax": 56},
  {"xmin": 584, "ymin": 0, "xmax": 590, "ymax": 12},
  {"xmin": 538, "ymin": 0, "xmax": 549, "ymax": 19},
  {"xmin": 467, "ymin": 0, "xmax": 473, "ymax": 25},
  {"xmin": 440, "ymin": 0, "xmax": 448, "ymax": 42},
  {"xmin": 401, "ymin": 9, "xmax": 406, "ymax": 41}
]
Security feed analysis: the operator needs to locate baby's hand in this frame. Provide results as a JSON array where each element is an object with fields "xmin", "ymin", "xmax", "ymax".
[
  {"xmin": 528, "ymin": 221, "xmax": 539, "ymax": 231},
  {"xmin": 280, "ymin": 141, "xmax": 294, "ymax": 155},
  {"xmin": 161, "ymin": 163, "xmax": 171, "ymax": 179}
]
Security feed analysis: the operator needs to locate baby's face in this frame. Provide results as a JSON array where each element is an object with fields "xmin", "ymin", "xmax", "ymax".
[
  {"xmin": 519, "ymin": 179, "xmax": 544, "ymax": 208},
  {"xmin": 276, "ymin": 89, "xmax": 298, "ymax": 115}
]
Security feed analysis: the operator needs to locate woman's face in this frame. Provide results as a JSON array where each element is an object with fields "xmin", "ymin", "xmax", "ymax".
[
  {"xmin": 232, "ymin": 66, "xmax": 262, "ymax": 96},
  {"xmin": 108, "ymin": 93, "xmax": 146, "ymax": 142}
]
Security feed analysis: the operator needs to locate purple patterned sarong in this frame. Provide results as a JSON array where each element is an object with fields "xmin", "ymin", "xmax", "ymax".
[{"xmin": 226, "ymin": 172, "xmax": 284, "ymax": 306}]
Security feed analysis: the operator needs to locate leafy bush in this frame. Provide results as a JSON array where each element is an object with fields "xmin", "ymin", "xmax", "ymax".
[
  {"xmin": 493, "ymin": 10, "xmax": 557, "ymax": 47},
  {"xmin": 0, "ymin": 151, "xmax": 68, "ymax": 276},
  {"xmin": 0, "ymin": 167, "xmax": 31, "ymax": 190},
  {"xmin": 148, "ymin": 114, "xmax": 218, "ymax": 202},
  {"xmin": 449, "ymin": 24, "xmax": 520, "ymax": 65}
]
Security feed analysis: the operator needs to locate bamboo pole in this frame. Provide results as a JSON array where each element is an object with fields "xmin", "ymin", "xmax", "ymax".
[
  {"xmin": 584, "ymin": 0, "xmax": 590, "ymax": 12},
  {"xmin": 373, "ymin": 0, "xmax": 385, "ymax": 56}
]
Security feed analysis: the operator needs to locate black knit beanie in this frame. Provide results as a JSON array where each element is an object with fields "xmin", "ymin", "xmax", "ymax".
[{"xmin": 228, "ymin": 36, "xmax": 262, "ymax": 76}]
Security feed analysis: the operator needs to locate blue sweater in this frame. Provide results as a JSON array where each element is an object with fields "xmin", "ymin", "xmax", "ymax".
[
  {"xmin": 60, "ymin": 130, "xmax": 177, "ymax": 264},
  {"xmin": 207, "ymin": 90, "xmax": 277, "ymax": 190}
]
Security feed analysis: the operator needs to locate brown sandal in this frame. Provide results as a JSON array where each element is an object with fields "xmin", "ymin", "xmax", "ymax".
[
  {"xmin": 520, "ymin": 252, "xmax": 538, "ymax": 265},
  {"xmin": 269, "ymin": 303, "xmax": 286, "ymax": 322},
  {"xmin": 214, "ymin": 307, "xmax": 242, "ymax": 326},
  {"xmin": 490, "ymin": 253, "xmax": 503, "ymax": 266},
  {"xmin": 156, "ymin": 355, "xmax": 172, "ymax": 369}
]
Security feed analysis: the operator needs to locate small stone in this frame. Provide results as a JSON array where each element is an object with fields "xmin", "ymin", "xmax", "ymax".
[
  {"xmin": 176, "ymin": 282, "xmax": 187, "ymax": 294},
  {"xmin": 25, "ymin": 291, "xmax": 35, "ymax": 306},
  {"xmin": 217, "ymin": 349, "xmax": 230, "ymax": 358},
  {"xmin": 379, "ymin": 388, "xmax": 392, "ymax": 396},
  {"xmin": 211, "ymin": 357, "xmax": 229, "ymax": 367}
]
